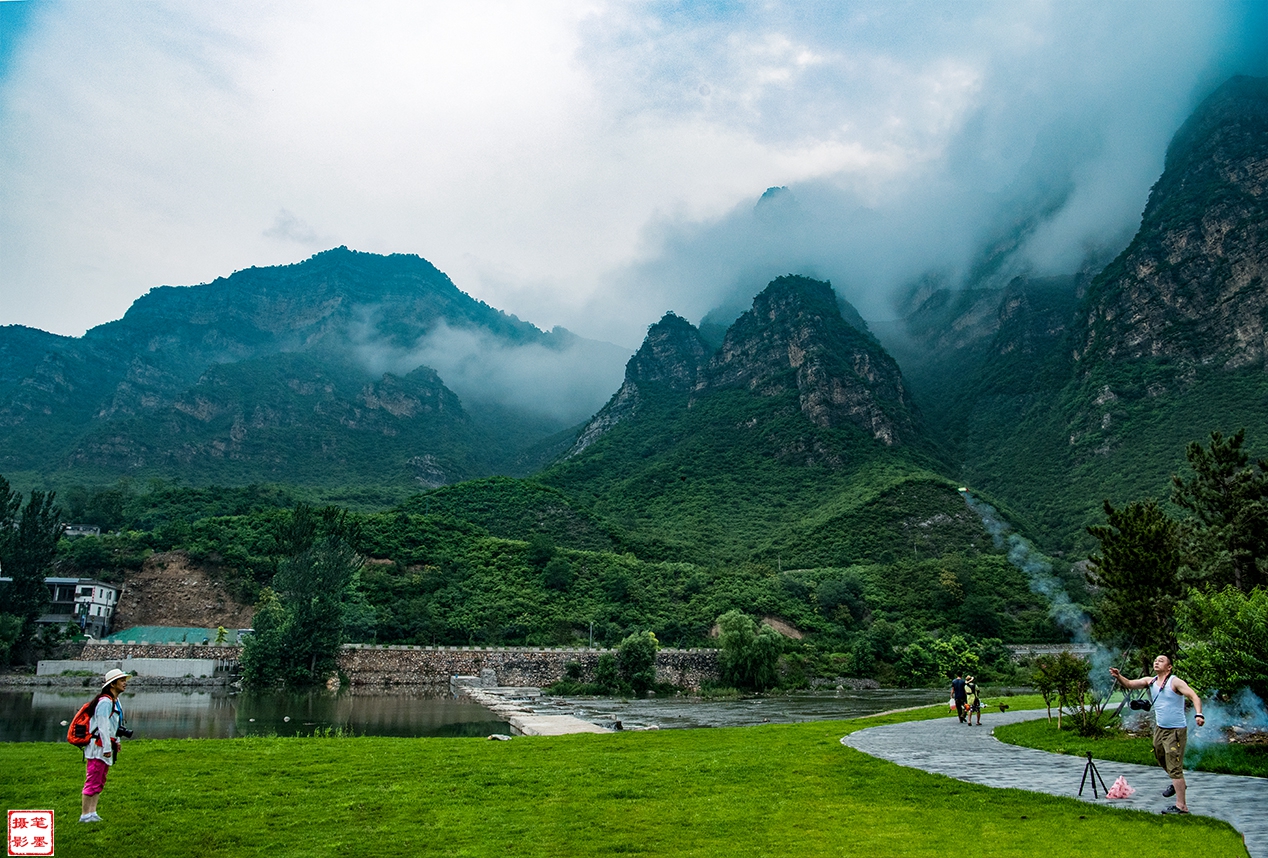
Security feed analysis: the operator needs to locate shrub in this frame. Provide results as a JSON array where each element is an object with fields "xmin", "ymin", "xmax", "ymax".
[
  {"xmin": 1178, "ymin": 585, "xmax": 1268, "ymax": 701},
  {"xmin": 594, "ymin": 653, "xmax": 621, "ymax": 694}
]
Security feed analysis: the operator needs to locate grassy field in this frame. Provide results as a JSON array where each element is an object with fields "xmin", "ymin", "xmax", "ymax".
[
  {"xmin": 0, "ymin": 703, "xmax": 1248, "ymax": 858},
  {"xmin": 996, "ymin": 716, "xmax": 1268, "ymax": 779}
]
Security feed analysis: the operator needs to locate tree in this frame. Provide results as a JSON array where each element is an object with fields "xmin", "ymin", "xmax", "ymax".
[
  {"xmin": 1032, "ymin": 651, "xmax": 1105, "ymax": 732},
  {"xmin": 816, "ymin": 574, "xmax": 867, "ymax": 626},
  {"xmin": 616, "ymin": 630, "xmax": 659, "ymax": 694},
  {"xmin": 1086, "ymin": 499, "xmax": 1184, "ymax": 668},
  {"xmin": 1172, "ymin": 429, "xmax": 1268, "ymax": 592},
  {"xmin": 0, "ymin": 484, "xmax": 65, "ymax": 662},
  {"xmin": 716, "ymin": 610, "xmax": 782, "ymax": 691},
  {"xmin": 239, "ymin": 589, "xmax": 287, "ymax": 688},
  {"xmin": 1177, "ymin": 586, "xmax": 1268, "ymax": 702},
  {"xmin": 240, "ymin": 504, "xmax": 365, "ymax": 688},
  {"xmin": 542, "ymin": 556, "xmax": 573, "ymax": 591},
  {"xmin": 0, "ymin": 613, "xmax": 23, "ymax": 666},
  {"xmin": 594, "ymin": 653, "xmax": 620, "ymax": 693}
]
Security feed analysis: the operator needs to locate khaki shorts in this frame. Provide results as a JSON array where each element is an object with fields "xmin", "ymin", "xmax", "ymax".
[{"xmin": 1152, "ymin": 726, "xmax": 1187, "ymax": 780}]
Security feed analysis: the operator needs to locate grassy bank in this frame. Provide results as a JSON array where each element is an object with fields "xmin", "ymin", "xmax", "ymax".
[
  {"xmin": 1, "ymin": 704, "xmax": 1247, "ymax": 858},
  {"xmin": 995, "ymin": 717, "xmax": 1268, "ymax": 779}
]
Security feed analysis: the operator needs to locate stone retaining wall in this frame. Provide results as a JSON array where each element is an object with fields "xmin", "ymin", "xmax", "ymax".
[
  {"xmin": 340, "ymin": 645, "xmax": 719, "ymax": 691},
  {"xmin": 74, "ymin": 641, "xmax": 721, "ymax": 690}
]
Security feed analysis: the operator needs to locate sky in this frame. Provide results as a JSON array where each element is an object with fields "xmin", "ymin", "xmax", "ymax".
[{"xmin": 1, "ymin": 0, "xmax": 1265, "ymax": 356}]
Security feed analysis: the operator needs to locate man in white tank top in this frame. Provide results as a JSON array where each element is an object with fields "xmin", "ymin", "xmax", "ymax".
[{"xmin": 1110, "ymin": 655, "xmax": 1205, "ymax": 814}]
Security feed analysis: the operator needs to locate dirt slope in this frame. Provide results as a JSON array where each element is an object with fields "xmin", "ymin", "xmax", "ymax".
[{"xmin": 111, "ymin": 551, "xmax": 254, "ymax": 631}]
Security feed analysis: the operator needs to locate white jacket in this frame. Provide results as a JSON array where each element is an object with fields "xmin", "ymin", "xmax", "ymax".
[{"xmin": 83, "ymin": 694, "xmax": 122, "ymax": 766}]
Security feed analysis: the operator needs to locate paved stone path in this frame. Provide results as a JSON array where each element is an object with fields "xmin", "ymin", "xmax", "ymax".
[{"xmin": 843, "ymin": 710, "xmax": 1268, "ymax": 857}]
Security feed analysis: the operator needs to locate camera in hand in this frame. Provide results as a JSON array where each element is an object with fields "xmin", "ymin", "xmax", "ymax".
[{"xmin": 1129, "ymin": 699, "xmax": 1152, "ymax": 711}]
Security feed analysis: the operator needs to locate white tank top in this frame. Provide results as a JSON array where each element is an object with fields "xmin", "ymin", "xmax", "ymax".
[{"xmin": 1151, "ymin": 675, "xmax": 1187, "ymax": 729}]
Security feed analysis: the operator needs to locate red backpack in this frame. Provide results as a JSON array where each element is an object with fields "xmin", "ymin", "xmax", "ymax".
[{"xmin": 67, "ymin": 693, "xmax": 109, "ymax": 748}]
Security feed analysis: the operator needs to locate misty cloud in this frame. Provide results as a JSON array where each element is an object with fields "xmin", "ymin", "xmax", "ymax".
[
  {"xmin": 350, "ymin": 320, "xmax": 630, "ymax": 426},
  {"xmin": 0, "ymin": 2, "xmax": 1264, "ymax": 344},
  {"xmin": 263, "ymin": 209, "xmax": 325, "ymax": 246},
  {"xmin": 579, "ymin": 2, "xmax": 1268, "ymax": 335}
]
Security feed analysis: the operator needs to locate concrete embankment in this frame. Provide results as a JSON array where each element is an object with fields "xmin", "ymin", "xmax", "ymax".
[{"xmin": 457, "ymin": 684, "xmax": 611, "ymax": 737}]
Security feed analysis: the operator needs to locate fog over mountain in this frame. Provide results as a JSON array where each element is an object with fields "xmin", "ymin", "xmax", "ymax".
[
  {"xmin": 1, "ymin": 2, "xmax": 1264, "ymax": 350},
  {"xmin": 350, "ymin": 317, "xmax": 629, "ymax": 426}
]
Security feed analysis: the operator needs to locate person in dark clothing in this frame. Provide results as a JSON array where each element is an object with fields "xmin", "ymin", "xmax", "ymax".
[{"xmin": 950, "ymin": 673, "xmax": 968, "ymax": 724}]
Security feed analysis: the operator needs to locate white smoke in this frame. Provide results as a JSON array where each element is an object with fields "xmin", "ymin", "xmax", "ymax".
[
  {"xmin": 959, "ymin": 488, "xmax": 1091, "ymax": 641},
  {"xmin": 1186, "ymin": 687, "xmax": 1268, "ymax": 761}
]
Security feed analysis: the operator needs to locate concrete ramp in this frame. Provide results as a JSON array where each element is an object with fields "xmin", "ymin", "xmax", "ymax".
[
  {"xmin": 507, "ymin": 714, "xmax": 609, "ymax": 736},
  {"xmin": 460, "ymin": 685, "xmax": 612, "ymax": 737}
]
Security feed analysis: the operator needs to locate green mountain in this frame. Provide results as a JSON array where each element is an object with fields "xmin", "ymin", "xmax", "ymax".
[
  {"xmin": 879, "ymin": 75, "xmax": 1268, "ymax": 550},
  {"xmin": 0, "ymin": 247, "xmax": 619, "ymax": 499},
  {"xmin": 535, "ymin": 276, "xmax": 986, "ymax": 567}
]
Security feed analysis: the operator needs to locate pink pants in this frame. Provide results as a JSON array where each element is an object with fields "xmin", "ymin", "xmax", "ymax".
[{"xmin": 83, "ymin": 758, "xmax": 109, "ymax": 796}]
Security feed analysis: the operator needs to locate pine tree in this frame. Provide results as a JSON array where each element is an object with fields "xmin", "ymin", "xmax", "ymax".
[{"xmin": 1086, "ymin": 499, "xmax": 1183, "ymax": 668}]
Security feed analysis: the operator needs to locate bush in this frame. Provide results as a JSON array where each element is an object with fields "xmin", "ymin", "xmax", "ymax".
[
  {"xmin": 1178, "ymin": 585, "xmax": 1268, "ymax": 701},
  {"xmin": 594, "ymin": 653, "xmax": 621, "ymax": 694}
]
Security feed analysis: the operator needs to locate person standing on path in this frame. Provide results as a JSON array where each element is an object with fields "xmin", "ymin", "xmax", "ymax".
[
  {"xmin": 950, "ymin": 673, "xmax": 968, "ymax": 724},
  {"xmin": 80, "ymin": 668, "xmax": 129, "ymax": 823},
  {"xmin": 1109, "ymin": 655, "xmax": 1205, "ymax": 815},
  {"xmin": 965, "ymin": 675, "xmax": 982, "ymax": 725}
]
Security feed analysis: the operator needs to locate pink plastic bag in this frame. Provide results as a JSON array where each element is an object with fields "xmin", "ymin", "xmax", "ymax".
[{"xmin": 1106, "ymin": 775, "xmax": 1136, "ymax": 799}]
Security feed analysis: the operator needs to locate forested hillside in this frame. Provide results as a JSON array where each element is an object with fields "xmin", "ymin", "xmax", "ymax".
[
  {"xmin": 0, "ymin": 248, "xmax": 618, "ymax": 498},
  {"xmin": 880, "ymin": 75, "xmax": 1268, "ymax": 550}
]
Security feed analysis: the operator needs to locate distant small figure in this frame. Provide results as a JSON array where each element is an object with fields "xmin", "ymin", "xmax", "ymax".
[
  {"xmin": 950, "ymin": 673, "xmax": 968, "ymax": 724},
  {"xmin": 966, "ymin": 675, "xmax": 982, "ymax": 725}
]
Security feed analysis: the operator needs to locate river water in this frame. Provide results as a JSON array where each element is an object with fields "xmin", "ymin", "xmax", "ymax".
[
  {"xmin": 0, "ymin": 686, "xmax": 946, "ymax": 742},
  {"xmin": 0, "ymin": 688, "xmax": 509, "ymax": 742}
]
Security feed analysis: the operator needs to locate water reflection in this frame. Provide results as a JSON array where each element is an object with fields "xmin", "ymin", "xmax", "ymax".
[
  {"xmin": 0, "ymin": 688, "xmax": 508, "ymax": 743},
  {"xmin": 0, "ymin": 686, "xmax": 957, "ymax": 743}
]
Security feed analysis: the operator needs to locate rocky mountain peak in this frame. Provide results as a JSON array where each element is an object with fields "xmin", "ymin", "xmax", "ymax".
[
  {"xmin": 702, "ymin": 275, "xmax": 917, "ymax": 445},
  {"xmin": 625, "ymin": 312, "xmax": 712, "ymax": 391}
]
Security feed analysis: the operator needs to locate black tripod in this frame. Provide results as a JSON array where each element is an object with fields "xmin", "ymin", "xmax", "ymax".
[{"xmin": 1079, "ymin": 751, "xmax": 1109, "ymax": 798}]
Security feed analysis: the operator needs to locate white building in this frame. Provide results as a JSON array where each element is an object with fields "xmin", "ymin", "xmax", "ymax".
[{"xmin": 5, "ymin": 576, "xmax": 122, "ymax": 639}]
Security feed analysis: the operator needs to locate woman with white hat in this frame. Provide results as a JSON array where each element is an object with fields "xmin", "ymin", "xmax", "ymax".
[{"xmin": 79, "ymin": 668, "xmax": 128, "ymax": 823}]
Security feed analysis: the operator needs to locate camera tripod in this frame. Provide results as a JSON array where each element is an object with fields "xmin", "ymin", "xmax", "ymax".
[{"xmin": 1078, "ymin": 751, "xmax": 1109, "ymax": 798}]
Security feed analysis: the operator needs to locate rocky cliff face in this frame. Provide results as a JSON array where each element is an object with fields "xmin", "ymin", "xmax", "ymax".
[
  {"xmin": 1077, "ymin": 75, "xmax": 1268, "ymax": 371},
  {"xmin": 700, "ymin": 276, "xmax": 916, "ymax": 444},
  {"xmin": 566, "ymin": 312, "xmax": 710, "ymax": 456},
  {"xmin": 569, "ymin": 275, "xmax": 919, "ymax": 456}
]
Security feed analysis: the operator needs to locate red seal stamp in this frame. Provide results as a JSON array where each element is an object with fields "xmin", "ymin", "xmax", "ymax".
[{"xmin": 7, "ymin": 811, "xmax": 54, "ymax": 857}]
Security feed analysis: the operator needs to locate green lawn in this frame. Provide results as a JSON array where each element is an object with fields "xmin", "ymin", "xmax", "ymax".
[
  {"xmin": 996, "ymin": 716, "xmax": 1268, "ymax": 779},
  {"xmin": 0, "ymin": 704, "xmax": 1247, "ymax": 858}
]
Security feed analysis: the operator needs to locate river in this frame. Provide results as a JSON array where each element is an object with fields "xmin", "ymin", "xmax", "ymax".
[{"xmin": 0, "ymin": 686, "xmax": 949, "ymax": 742}]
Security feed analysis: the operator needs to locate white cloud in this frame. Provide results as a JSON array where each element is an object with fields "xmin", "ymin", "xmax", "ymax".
[{"xmin": 0, "ymin": 0, "xmax": 1263, "ymax": 346}]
